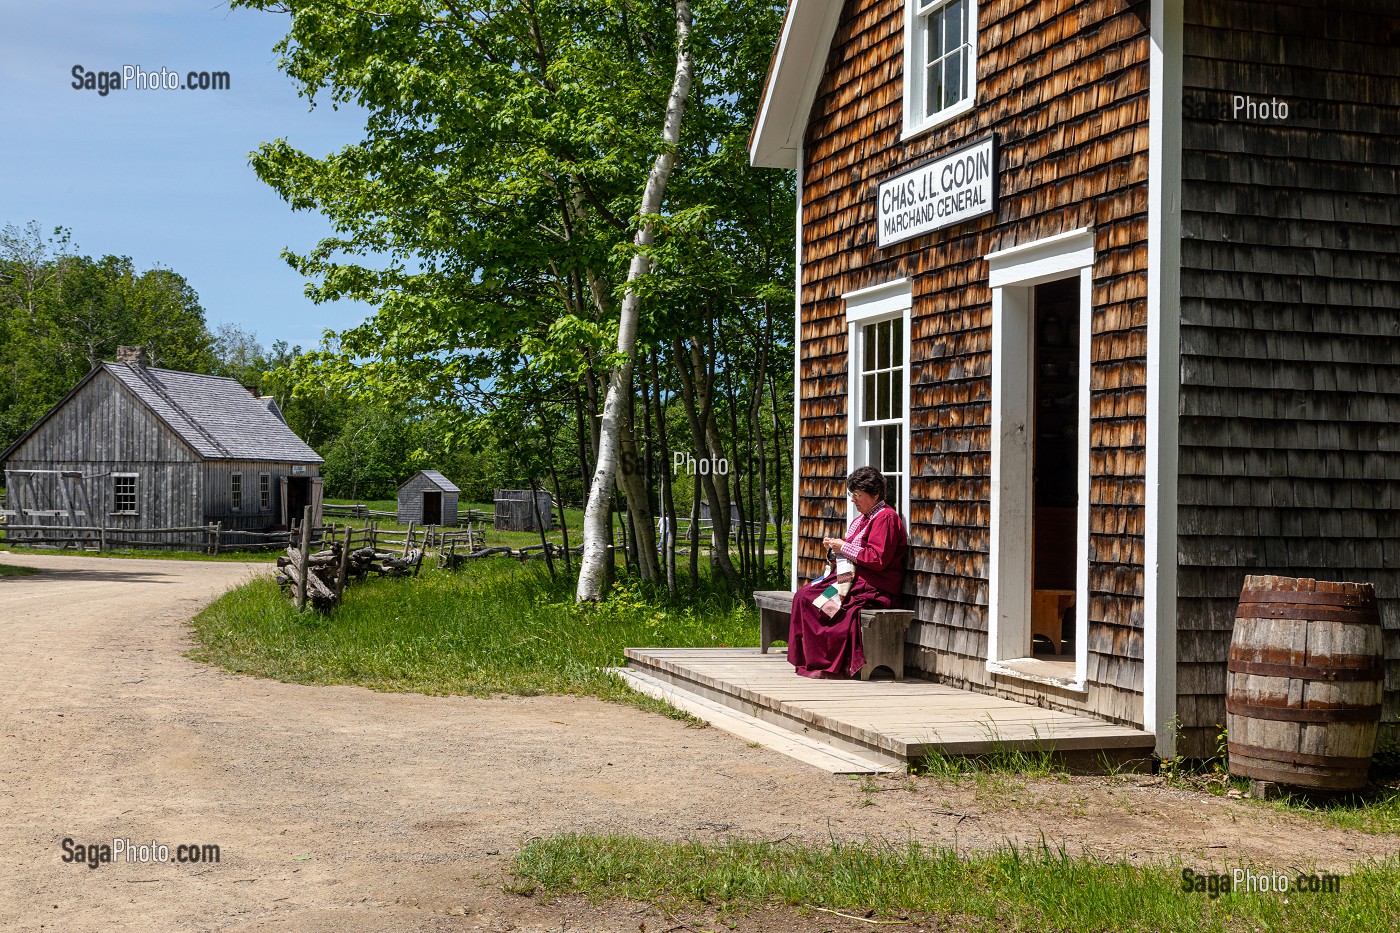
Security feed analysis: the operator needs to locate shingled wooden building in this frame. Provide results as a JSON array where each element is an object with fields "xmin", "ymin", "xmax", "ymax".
[
  {"xmin": 750, "ymin": 0, "xmax": 1399, "ymax": 756},
  {"xmin": 1, "ymin": 346, "xmax": 324, "ymax": 541}
]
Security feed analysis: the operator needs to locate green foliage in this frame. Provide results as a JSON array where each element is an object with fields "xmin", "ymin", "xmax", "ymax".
[
  {"xmin": 0, "ymin": 222, "xmax": 227, "ymax": 450},
  {"xmin": 513, "ymin": 834, "xmax": 1400, "ymax": 931}
]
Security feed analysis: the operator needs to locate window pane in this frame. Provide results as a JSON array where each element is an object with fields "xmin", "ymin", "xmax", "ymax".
[
  {"xmin": 877, "ymin": 320, "xmax": 890, "ymax": 369},
  {"xmin": 927, "ymin": 51, "xmax": 942, "ymax": 117},
  {"xmin": 863, "ymin": 373, "xmax": 876, "ymax": 422},
  {"xmin": 892, "ymin": 367, "xmax": 904, "ymax": 419},
  {"xmin": 867, "ymin": 423, "xmax": 883, "ymax": 469},
  {"xmin": 877, "ymin": 369, "xmax": 890, "ymax": 419},
  {"xmin": 884, "ymin": 425, "xmax": 901, "ymax": 472},
  {"xmin": 863, "ymin": 323, "xmax": 876, "ymax": 371},
  {"xmin": 946, "ymin": 49, "xmax": 966, "ymax": 106},
  {"xmin": 945, "ymin": 0, "xmax": 963, "ymax": 53},
  {"xmin": 892, "ymin": 317, "xmax": 904, "ymax": 366}
]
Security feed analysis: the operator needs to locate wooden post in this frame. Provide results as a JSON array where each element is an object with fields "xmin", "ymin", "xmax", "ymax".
[
  {"xmin": 214, "ymin": 521, "xmax": 222, "ymax": 556},
  {"xmin": 295, "ymin": 505, "xmax": 312, "ymax": 612},
  {"xmin": 336, "ymin": 526, "xmax": 352, "ymax": 597},
  {"xmin": 403, "ymin": 521, "xmax": 415, "ymax": 559}
]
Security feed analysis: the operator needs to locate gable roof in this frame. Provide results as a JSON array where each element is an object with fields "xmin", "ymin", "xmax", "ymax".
[
  {"xmin": 1, "ymin": 362, "xmax": 322, "ymax": 464},
  {"xmin": 402, "ymin": 470, "xmax": 460, "ymax": 493},
  {"xmin": 748, "ymin": 0, "xmax": 846, "ymax": 168}
]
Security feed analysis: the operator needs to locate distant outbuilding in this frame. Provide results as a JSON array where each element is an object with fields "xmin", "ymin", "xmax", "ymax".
[
  {"xmin": 397, "ymin": 470, "xmax": 460, "ymax": 526},
  {"xmin": 494, "ymin": 489, "xmax": 552, "ymax": 532}
]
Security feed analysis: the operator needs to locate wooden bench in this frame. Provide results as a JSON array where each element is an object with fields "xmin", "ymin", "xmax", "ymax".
[{"xmin": 752, "ymin": 589, "xmax": 916, "ymax": 681}]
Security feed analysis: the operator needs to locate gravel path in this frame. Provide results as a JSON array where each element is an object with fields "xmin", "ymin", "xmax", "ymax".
[{"xmin": 1, "ymin": 552, "xmax": 1392, "ymax": 932}]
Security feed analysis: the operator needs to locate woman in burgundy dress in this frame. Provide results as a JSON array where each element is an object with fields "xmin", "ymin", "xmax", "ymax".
[{"xmin": 788, "ymin": 466, "xmax": 908, "ymax": 679}]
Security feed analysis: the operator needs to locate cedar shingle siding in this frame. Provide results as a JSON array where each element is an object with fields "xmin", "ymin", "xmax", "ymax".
[
  {"xmin": 797, "ymin": 0, "xmax": 1152, "ymax": 725},
  {"xmin": 1175, "ymin": 0, "xmax": 1400, "ymax": 755}
]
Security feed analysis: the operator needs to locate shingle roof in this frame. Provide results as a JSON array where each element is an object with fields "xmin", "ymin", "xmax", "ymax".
[
  {"xmin": 104, "ymin": 362, "xmax": 323, "ymax": 463},
  {"xmin": 408, "ymin": 470, "xmax": 460, "ymax": 493}
]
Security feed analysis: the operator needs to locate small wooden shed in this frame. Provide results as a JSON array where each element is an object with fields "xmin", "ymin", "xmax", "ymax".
[
  {"xmin": 397, "ymin": 470, "xmax": 460, "ymax": 526},
  {"xmin": 494, "ymin": 489, "xmax": 552, "ymax": 532}
]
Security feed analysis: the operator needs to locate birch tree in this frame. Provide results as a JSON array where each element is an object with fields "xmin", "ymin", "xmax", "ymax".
[{"xmin": 576, "ymin": 0, "xmax": 692, "ymax": 600}]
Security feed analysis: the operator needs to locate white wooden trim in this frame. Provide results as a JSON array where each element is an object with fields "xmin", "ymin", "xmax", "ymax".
[
  {"xmin": 987, "ymin": 284, "xmax": 1033, "ymax": 667},
  {"xmin": 844, "ymin": 278, "xmax": 912, "ymax": 322},
  {"xmin": 985, "ymin": 232, "xmax": 1095, "ymax": 692},
  {"xmin": 1144, "ymin": 0, "xmax": 1184, "ymax": 756},
  {"xmin": 749, "ymin": 1, "xmax": 845, "ymax": 168},
  {"xmin": 791, "ymin": 147, "xmax": 805, "ymax": 590},
  {"xmin": 845, "ymin": 281, "xmax": 913, "ymax": 525},
  {"xmin": 987, "ymin": 228, "xmax": 1094, "ymax": 288},
  {"xmin": 902, "ymin": 0, "xmax": 980, "ymax": 140}
]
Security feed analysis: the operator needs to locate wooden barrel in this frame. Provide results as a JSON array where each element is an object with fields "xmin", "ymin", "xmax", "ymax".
[{"xmin": 1226, "ymin": 576, "xmax": 1383, "ymax": 791}]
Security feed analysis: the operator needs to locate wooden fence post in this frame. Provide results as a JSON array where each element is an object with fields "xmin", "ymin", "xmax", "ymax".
[
  {"xmin": 403, "ymin": 521, "xmax": 415, "ymax": 559},
  {"xmin": 295, "ymin": 506, "xmax": 312, "ymax": 612},
  {"xmin": 336, "ymin": 526, "xmax": 352, "ymax": 596},
  {"xmin": 214, "ymin": 521, "xmax": 222, "ymax": 556}
]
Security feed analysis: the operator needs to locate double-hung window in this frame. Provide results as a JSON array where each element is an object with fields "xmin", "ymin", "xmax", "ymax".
[
  {"xmin": 259, "ymin": 473, "xmax": 271, "ymax": 511},
  {"xmin": 845, "ymin": 280, "xmax": 912, "ymax": 521},
  {"xmin": 858, "ymin": 317, "xmax": 907, "ymax": 512},
  {"xmin": 231, "ymin": 472, "xmax": 243, "ymax": 512},
  {"xmin": 112, "ymin": 474, "xmax": 138, "ymax": 515},
  {"xmin": 905, "ymin": 0, "xmax": 977, "ymax": 136}
]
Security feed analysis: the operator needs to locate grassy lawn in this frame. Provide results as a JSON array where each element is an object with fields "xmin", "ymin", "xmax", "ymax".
[
  {"xmin": 511, "ymin": 834, "xmax": 1400, "ymax": 932},
  {"xmin": 188, "ymin": 559, "xmax": 757, "ymax": 707},
  {"xmin": 0, "ymin": 562, "xmax": 40, "ymax": 577}
]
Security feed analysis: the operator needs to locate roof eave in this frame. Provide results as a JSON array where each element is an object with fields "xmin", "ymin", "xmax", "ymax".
[{"xmin": 748, "ymin": 0, "xmax": 846, "ymax": 169}]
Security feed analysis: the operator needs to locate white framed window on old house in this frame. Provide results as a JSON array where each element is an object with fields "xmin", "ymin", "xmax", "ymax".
[
  {"xmin": 845, "ymin": 280, "xmax": 912, "ymax": 521},
  {"xmin": 259, "ymin": 473, "xmax": 271, "ymax": 511},
  {"xmin": 112, "ymin": 473, "xmax": 138, "ymax": 515},
  {"xmin": 231, "ymin": 472, "xmax": 243, "ymax": 512},
  {"xmin": 904, "ymin": 0, "xmax": 978, "ymax": 138}
]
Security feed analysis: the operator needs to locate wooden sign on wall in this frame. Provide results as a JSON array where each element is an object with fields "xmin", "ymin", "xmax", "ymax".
[{"xmin": 876, "ymin": 135, "xmax": 997, "ymax": 248}]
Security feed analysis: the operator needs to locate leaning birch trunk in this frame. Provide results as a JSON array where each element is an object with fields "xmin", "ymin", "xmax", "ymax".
[{"xmin": 577, "ymin": 0, "xmax": 694, "ymax": 602}]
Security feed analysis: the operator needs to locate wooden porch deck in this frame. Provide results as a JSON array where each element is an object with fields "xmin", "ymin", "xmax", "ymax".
[{"xmin": 622, "ymin": 647, "xmax": 1154, "ymax": 773}]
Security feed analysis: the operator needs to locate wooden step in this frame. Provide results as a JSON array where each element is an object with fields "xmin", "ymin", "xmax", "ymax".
[{"xmin": 610, "ymin": 668, "xmax": 901, "ymax": 774}]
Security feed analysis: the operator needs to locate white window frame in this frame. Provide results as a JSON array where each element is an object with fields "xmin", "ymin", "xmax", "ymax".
[
  {"xmin": 230, "ymin": 472, "xmax": 243, "ymax": 513},
  {"xmin": 985, "ymin": 229, "xmax": 1094, "ymax": 692},
  {"xmin": 259, "ymin": 473, "xmax": 271, "ymax": 512},
  {"xmin": 111, "ymin": 473, "xmax": 138, "ymax": 516},
  {"xmin": 904, "ymin": 0, "xmax": 979, "ymax": 139},
  {"xmin": 845, "ymin": 279, "xmax": 913, "ymax": 523}
]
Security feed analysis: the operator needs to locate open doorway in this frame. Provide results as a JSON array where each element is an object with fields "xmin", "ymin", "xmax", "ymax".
[
  {"xmin": 1030, "ymin": 279, "xmax": 1079, "ymax": 658},
  {"xmin": 986, "ymin": 228, "xmax": 1093, "ymax": 690},
  {"xmin": 422, "ymin": 490, "xmax": 442, "ymax": 526}
]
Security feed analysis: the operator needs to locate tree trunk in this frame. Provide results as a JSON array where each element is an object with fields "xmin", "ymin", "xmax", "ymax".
[{"xmin": 577, "ymin": 0, "xmax": 693, "ymax": 601}]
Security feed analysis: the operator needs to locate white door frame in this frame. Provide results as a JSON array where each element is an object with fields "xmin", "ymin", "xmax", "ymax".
[{"xmin": 985, "ymin": 228, "xmax": 1094, "ymax": 690}]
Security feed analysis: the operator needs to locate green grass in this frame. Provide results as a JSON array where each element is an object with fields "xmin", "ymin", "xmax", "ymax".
[
  {"xmin": 0, "ymin": 562, "xmax": 40, "ymax": 577},
  {"xmin": 188, "ymin": 560, "xmax": 757, "ymax": 711},
  {"xmin": 511, "ymin": 834, "xmax": 1400, "ymax": 932}
]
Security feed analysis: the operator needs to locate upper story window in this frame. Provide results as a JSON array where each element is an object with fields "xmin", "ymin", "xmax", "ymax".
[{"xmin": 905, "ymin": 0, "xmax": 977, "ymax": 137}]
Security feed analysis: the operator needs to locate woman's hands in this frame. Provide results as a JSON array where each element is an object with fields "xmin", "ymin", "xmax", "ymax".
[{"xmin": 822, "ymin": 536, "xmax": 845, "ymax": 552}]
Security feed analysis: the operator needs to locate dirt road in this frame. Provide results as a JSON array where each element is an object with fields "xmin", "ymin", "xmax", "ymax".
[{"xmin": 1, "ymin": 552, "xmax": 1393, "ymax": 932}]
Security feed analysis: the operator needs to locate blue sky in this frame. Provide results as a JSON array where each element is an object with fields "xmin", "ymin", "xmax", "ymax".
[{"xmin": 0, "ymin": 0, "xmax": 374, "ymax": 351}]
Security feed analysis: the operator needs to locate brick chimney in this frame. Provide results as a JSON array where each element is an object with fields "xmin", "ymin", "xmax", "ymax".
[{"xmin": 116, "ymin": 345, "xmax": 149, "ymax": 368}]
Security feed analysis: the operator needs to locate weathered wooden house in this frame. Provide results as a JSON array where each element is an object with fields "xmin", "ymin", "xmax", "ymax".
[
  {"xmin": 397, "ymin": 470, "xmax": 460, "ymax": 526},
  {"xmin": 1, "ymin": 346, "xmax": 324, "ymax": 540},
  {"xmin": 750, "ymin": 0, "xmax": 1399, "ymax": 756}
]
